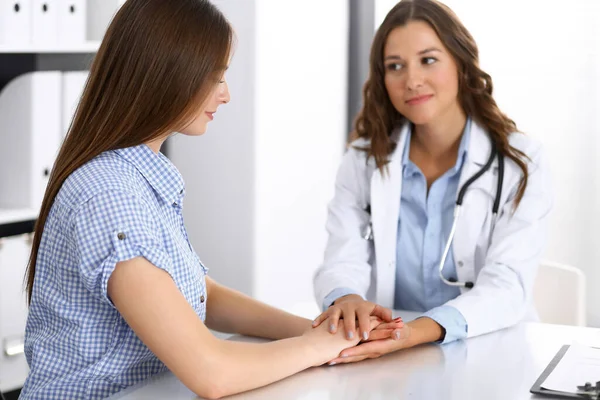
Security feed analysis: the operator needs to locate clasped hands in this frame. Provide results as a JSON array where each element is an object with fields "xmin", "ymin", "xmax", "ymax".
[{"xmin": 311, "ymin": 294, "xmax": 412, "ymax": 365}]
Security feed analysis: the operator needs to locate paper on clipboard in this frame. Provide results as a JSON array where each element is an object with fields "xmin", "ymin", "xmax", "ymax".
[{"xmin": 541, "ymin": 343, "xmax": 600, "ymax": 393}]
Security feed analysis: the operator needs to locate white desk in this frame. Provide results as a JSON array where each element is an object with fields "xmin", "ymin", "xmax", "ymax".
[{"xmin": 108, "ymin": 311, "xmax": 600, "ymax": 400}]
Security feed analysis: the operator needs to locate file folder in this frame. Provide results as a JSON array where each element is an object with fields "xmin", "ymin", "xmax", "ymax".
[
  {"xmin": 61, "ymin": 70, "xmax": 89, "ymax": 137},
  {"xmin": 57, "ymin": 0, "xmax": 86, "ymax": 44},
  {"xmin": 31, "ymin": 0, "xmax": 58, "ymax": 45},
  {"xmin": 0, "ymin": 71, "xmax": 62, "ymax": 211},
  {"xmin": 86, "ymin": 0, "xmax": 119, "ymax": 42},
  {"xmin": 0, "ymin": 209, "xmax": 36, "ymax": 392},
  {"xmin": 0, "ymin": 0, "xmax": 32, "ymax": 46}
]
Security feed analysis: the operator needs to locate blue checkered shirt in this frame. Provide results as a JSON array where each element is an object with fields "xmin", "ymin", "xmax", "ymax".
[{"xmin": 21, "ymin": 144, "xmax": 208, "ymax": 399}]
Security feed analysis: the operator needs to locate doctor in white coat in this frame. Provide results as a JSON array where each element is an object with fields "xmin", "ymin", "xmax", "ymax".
[{"xmin": 312, "ymin": 0, "xmax": 552, "ymax": 365}]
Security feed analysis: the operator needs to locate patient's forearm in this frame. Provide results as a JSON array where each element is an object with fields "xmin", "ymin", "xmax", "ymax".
[
  {"xmin": 205, "ymin": 278, "xmax": 312, "ymax": 339},
  {"xmin": 203, "ymin": 335, "xmax": 319, "ymax": 398}
]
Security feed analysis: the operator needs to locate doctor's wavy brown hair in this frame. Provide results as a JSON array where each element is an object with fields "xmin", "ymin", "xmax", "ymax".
[{"xmin": 354, "ymin": 0, "xmax": 528, "ymax": 206}]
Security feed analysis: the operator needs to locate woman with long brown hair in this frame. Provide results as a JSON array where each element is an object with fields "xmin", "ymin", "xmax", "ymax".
[
  {"xmin": 313, "ymin": 0, "xmax": 552, "ymax": 364},
  {"xmin": 19, "ymin": 1, "xmax": 402, "ymax": 398}
]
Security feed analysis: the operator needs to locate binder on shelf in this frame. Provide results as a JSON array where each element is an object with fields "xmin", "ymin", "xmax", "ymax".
[
  {"xmin": 31, "ymin": 0, "xmax": 58, "ymax": 45},
  {"xmin": 61, "ymin": 70, "xmax": 89, "ymax": 136},
  {"xmin": 86, "ymin": 0, "xmax": 120, "ymax": 42},
  {"xmin": 0, "ymin": 0, "xmax": 32, "ymax": 46},
  {"xmin": 0, "ymin": 208, "xmax": 35, "ymax": 393},
  {"xmin": 0, "ymin": 71, "xmax": 62, "ymax": 211},
  {"xmin": 57, "ymin": 0, "xmax": 86, "ymax": 44}
]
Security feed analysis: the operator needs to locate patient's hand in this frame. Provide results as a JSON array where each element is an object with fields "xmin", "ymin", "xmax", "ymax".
[
  {"xmin": 328, "ymin": 324, "xmax": 412, "ymax": 365},
  {"xmin": 328, "ymin": 317, "xmax": 444, "ymax": 365}
]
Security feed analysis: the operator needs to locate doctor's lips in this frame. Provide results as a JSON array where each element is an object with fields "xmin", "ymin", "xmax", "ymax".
[
  {"xmin": 205, "ymin": 111, "xmax": 216, "ymax": 120},
  {"xmin": 405, "ymin": 94, "xmax": 433, "ymax": 105}
]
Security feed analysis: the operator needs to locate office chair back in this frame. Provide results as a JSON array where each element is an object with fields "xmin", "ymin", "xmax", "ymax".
[{"xmin": 533, "ymin": 261, "xmax": 586, "ymax": 326}]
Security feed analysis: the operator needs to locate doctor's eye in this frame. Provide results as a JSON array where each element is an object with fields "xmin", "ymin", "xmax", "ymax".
[
  {"xmin": 385, "ymin": 63, "xmax": 403, "ymax": 72},
  {"xmin": 422, "ymin": 57, "xmax": 438, "ymax": 65}
]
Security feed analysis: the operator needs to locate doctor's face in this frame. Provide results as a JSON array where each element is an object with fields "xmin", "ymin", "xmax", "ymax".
[
  {"xmin": 383, "ymin": 21, "xmax": 462, "ymax": 126},
  {"xmin": 180, "ymin": 75, "xmax": 231, "ymax": 136}
]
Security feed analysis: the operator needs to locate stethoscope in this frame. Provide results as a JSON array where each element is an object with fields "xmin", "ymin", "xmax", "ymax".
[{"xmin": 363, "ymin": 139, "xmax": 505, "ymax": 289}]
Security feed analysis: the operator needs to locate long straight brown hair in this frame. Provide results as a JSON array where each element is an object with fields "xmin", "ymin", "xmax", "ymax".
[
  {"xmin": 25, "ymin": 0, "xmax": 233, "ymax": 303},
  {"xmin": 355, "ymin": 0, "xmax": 529, "ymax": 206}
]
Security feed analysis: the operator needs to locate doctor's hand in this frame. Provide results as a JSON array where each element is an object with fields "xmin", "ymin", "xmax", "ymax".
[
  {"xmin": 327, "ymin": 317, "xmax": 445, "ymax": 365},
  {"xmin": 312, "ymin": 294, "xmax": 393, "ymax": 342}
]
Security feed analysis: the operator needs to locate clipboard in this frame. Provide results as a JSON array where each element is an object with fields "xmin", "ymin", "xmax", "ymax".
[{"xmin": 530, "ymin": 345, "xmax": 598, "ymax": 399}]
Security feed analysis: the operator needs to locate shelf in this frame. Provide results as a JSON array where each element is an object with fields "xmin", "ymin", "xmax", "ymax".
[
  {"xmin": 0, "ymin": 208, "xmax": 38, "ymax": 225},
  {"xmin": 0, "ymin": 41, "xmax": 100, "ymax": 54}
]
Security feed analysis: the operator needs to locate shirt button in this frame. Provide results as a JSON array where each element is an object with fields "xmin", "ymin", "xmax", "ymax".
[
  {"xmin": 172, "ymin": 202, "xmax": 178, "ymax": 207},
  {"xmin": 180, "ymin": 189, "xmax": 184, "ymax": 194},
  {"xmin": 458, "ymin": 261, "xmax": 464, "ymax": 267},
  {"xmin": 200, "ymin": 295, "xmax": 205, "ymax": 303},
  {"xmin": 117, "ymin": 232, "xmax": 126, "ymax": 240}
]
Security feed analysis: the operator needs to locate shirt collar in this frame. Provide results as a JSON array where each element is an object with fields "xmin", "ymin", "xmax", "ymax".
[
  {"xmin": 401, "ymin": 118, "xmax": 472, "ymax": 175},
  {"xmin": 114, "ymin": 144, "xmax": 185, "ymax": 205}
]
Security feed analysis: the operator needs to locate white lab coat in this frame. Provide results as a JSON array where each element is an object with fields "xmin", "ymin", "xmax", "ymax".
[{"xmin": 314, "ymin": 120, "xmax": 553, "ymax": 338}]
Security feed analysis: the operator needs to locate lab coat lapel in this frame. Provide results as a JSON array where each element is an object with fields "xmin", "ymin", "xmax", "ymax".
[{"xmin": 370, "ymin": 125, "xmax": 408, "ymax": 308}]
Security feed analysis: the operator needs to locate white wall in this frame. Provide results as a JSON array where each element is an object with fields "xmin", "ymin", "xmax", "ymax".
[
  {"xmin": 375, "ymin": 0, "xmax": 600, "ymax": 326},
  {"xmin": 169, "ymin": 0, "xmax": 257, "ymax": 298},
  {"xmin": 170, "ymin": 0, "xmax": 348, "ymax": 317},
  {"xmin": 254, "ymin": 0, "xmax": 348, "ymax": 312}
]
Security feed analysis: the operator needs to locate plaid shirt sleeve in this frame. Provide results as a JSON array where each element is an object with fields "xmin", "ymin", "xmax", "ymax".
[{"xmin": 72, "ymin": 189, "xmax": 175, "ymax": 305}]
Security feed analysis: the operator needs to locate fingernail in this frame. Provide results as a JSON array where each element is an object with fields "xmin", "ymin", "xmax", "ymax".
[
  {"xmin": 394, "ymin": 317, "xmax": 403, "ymax": 322},
  {"xmin": 362, "ymin": 332, "xmax": 369, "ymax": 341},
  {"xmin": 394, "ymin": 331, "xmax": 401, "ymax": 340},
  {"xmin": 341, "ymin": 354, "xmax": 348, "ymax": 358},
  {"xmin": 329, "ymin": 324, "xmax": 335, "ymax": 332},
  {"xmin": 329, "ymin": 362, "xmax": 336, "ymax": 366},
  {"xmin": 347, "ymin": 331, "xmax": 354, "ymax": 339}
]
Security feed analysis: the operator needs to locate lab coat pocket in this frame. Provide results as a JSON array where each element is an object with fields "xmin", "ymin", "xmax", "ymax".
[
  {"xmin": 453, "ymin": 180, "xmax": 495, "ymax": 287},
  {"xmin": 456, "ymin": 256, "xmax": 476, "ymax": 287},
  {"xmin": 455, "ymin": 191, "xmax": 491, "ymax": 256}
]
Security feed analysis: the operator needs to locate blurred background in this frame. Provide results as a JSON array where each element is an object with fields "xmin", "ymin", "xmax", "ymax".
[{"xmin": 0, "ymin": 0, "xmax": 598, "ymax": 396}]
